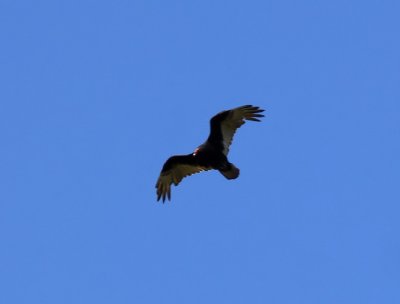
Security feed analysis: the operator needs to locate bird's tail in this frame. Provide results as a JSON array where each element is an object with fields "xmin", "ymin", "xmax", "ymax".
[{"xmin": 219, "ymin": 163, "xmax": 240, "ymax": 180}]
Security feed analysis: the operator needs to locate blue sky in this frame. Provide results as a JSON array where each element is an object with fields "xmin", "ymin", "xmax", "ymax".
[{"xmin": 1, "ymin": 0, "xmax": 399, "ymax": 303}]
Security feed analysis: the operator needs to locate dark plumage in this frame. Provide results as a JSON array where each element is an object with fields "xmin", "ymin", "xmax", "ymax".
[{"xmin": 156, "ymin": 105, "xmax": 265, "ymax": 202}]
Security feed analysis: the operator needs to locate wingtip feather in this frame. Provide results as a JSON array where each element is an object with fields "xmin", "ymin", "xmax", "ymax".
[{"xmin": 246, "ymin": 117, "xmax": 261, "ymax": 122}]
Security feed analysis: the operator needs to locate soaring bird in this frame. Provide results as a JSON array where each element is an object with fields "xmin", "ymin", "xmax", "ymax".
[{"xmin": 156, "ymin": 105, "xmax": 265, "ymax": 202}]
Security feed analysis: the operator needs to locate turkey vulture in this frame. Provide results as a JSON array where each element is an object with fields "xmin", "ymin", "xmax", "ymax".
[{"xmin": 156, "ymin": 105, "xmax": 265, "ymax": 202}]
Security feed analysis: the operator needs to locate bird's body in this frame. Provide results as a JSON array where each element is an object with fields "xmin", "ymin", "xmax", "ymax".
[{"xmin": 156, "ymin": 105, "xmax": 265, "ymax": 202}]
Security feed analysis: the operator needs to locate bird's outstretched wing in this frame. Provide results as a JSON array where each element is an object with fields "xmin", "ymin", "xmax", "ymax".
[
  {"xmin": 155, "ymin": 155, "xmax": 210, "ymax": 202},
  {"xmin": 207, "ymin": 105, "xmax": 265, "ymax": 155}
]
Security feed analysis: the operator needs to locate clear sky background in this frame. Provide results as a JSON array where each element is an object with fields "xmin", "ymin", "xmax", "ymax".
[{"xmin": 1, "ymin": 1, "xmax": 399, "ymax": 303}]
